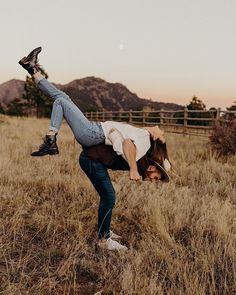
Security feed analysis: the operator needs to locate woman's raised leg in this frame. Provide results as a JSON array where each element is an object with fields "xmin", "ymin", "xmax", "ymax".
[
  {"xmin": 19, "ymin": 47, "xmax": 105, "ymax": 156},
  {"xmin": 34, "ymin": 75, "xmax": 105, "ymax": 146}
]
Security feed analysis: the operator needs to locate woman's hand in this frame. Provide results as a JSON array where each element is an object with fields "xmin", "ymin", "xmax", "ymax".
[
  {"xmin": 108, "ymin": 128, "xmax": 124, "ymax": 139},
  {"xmin": 151, "ymin": 126, "xmax": 165, "ymax": 142},
  {"xmin": 129, "ymin": 169, "xmax": 141, "ymax": 180},
  {"xmin": 143, "ymin": 126, "xmax": 165, "ymax": 143}
]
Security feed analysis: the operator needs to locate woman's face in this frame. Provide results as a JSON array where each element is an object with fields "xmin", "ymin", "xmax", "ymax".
[{"xmin": 144, "ymin": 165, "xmax": 161, "ymax": 182}]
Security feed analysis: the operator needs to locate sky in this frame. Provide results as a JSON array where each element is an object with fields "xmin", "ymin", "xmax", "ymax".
[{"xmin": 1, "ymin": 0, "xmax": 236, "ymax": 109}]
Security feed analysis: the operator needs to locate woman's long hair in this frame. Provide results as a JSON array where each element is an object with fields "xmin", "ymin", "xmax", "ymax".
[{"xmin": 146, "ymin": 138, "xmax": 170, "ymax": 164}]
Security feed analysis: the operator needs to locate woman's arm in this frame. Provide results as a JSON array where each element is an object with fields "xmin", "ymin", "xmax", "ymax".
[{"xmin": 122, "ymin": 138, "xmax": 141, "ymax": 180}]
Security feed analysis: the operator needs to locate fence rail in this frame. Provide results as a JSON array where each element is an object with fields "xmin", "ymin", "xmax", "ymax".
[{"xmin": 84, "ymin": 107, "xmax": 236, "ymax": 136}]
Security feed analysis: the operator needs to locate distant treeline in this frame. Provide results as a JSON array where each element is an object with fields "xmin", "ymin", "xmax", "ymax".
[{"xmin": 0, "ymin": 72, "xmax": 235, "ymax": 124}]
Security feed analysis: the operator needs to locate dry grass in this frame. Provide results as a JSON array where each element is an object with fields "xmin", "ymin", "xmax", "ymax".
[{"xmin": 0, "ymin": 115, "xmax": 236, "ymax": 295}]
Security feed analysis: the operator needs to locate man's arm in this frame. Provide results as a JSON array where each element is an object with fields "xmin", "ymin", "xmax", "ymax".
[{"xmin": 122, "ymin": 139, "xmax": 141, "ymax": 180}]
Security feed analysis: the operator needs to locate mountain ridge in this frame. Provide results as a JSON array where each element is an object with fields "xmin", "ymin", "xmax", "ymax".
[{"xmin": 0, "ymin": 77, "xmax": 183, "ymax": 112}]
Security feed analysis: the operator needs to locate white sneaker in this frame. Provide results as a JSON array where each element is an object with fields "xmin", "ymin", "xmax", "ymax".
[
  {"xmin": 110, "ymin": 230, "xmax": 122, "ymax": 240},
  {"xmin": 98, "ymin": 238, "xmax": 128, "ymax": 251}
]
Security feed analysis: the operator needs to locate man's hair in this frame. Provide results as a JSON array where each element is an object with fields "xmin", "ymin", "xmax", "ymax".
[
  {"xmin": 146, "ymin": 138, "xmax": 169, "ymax": 164},
  {"xmin": 143, "ymin": 167, "xmax": 162, "ymax": 181}
]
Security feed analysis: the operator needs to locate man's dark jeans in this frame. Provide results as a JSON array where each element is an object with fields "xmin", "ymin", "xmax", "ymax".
[{"xmin": 79, "ymin": 151, "xmax": 115, "ymax": 239}]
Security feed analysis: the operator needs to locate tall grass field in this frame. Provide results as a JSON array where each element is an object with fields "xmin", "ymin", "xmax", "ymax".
[{"xmin": 0, "ymin": 115, "xmax": 235, "ymax": 295}]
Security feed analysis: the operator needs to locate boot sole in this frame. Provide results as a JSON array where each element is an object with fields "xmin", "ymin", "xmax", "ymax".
[
  {"xmin": 19, "ymin": 47, "xmax": 42, "ymax": 65},
  {"xmin": 31, "ymin": 151, "xmax": 59, "ymax": 157}
]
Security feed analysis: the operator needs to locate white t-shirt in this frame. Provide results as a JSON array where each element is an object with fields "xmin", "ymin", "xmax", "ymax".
[{"xmin": 101, "ymin": 121, "xmax": 150, "ymax": 161}]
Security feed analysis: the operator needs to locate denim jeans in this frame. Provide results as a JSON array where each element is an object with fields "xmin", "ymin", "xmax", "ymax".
[
  {"xmin": 79, "ymin": 151, "xmax": 115, "ymax": 239},
  {"xmin": 36, "ymin": 77, "xmax": 105, "ymax": 146}
]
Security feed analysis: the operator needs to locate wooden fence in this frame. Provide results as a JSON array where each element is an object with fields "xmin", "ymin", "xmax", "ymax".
[{"xmin": 85, "ymin": 107, "xmax": 236, "ymax": 136}]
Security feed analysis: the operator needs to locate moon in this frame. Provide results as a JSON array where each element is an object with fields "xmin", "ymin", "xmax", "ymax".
[{"xmin": 119, "ymin": 44, "xmax": 124, "ymax": 50}]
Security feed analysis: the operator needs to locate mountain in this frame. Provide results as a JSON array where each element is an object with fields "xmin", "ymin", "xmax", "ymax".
[
  {"xmin": 0, "ymin": 77, "xmax": 183, "ymax": 112},
  {"xmin": 60, "ymin": 77, "xmax": 183, "ymax": 111},
  {"xmin": 0, "ymin": 79, "xmax": 25, "ymax": 109}
]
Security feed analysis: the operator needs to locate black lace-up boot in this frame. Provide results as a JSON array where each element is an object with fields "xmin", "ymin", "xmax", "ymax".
[
  {"xmin": 19, "ymin": 47, "xmax": 42, "ymax": 75},
  {"xmin": 31, "ymin": 134, "xmax": 59, "ymax": 157}
]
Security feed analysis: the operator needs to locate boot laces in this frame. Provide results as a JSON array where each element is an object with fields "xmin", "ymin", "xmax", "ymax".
[{"xmin": 38, "ymin": 137, "xmax": 50, "ymax": 149}]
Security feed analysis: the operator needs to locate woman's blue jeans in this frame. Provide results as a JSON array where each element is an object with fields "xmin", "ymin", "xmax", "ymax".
[
  {"xmin": 36, "ymin": 77, "xmax": 105, "ymax": 146},
  {"xmin": 79, "ymin": 151, "xmax": 115, "ymax": 239}
]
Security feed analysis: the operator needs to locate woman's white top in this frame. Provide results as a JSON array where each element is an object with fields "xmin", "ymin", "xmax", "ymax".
[{"xmin": 101, "ymin": 121, "xmax": 150, "ymax": 161}]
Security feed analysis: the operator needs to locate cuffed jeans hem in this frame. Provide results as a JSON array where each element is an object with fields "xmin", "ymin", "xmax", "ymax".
[
  {"xmin": 33, "ymin": 72, "xmax": 45, "ymax": 83},
  {"xmin": 49, "ymin": 126, "xmax": 59, "ymax": 133}
]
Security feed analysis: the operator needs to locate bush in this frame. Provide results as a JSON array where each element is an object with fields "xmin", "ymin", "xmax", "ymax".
[{"xmin": 210, "ymin": 121, "xmax": 236, "ymax": 156}]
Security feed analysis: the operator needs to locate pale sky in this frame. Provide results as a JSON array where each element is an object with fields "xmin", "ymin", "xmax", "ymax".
[{"xmin": 1, "ymin": 0, "xmax": 236, "ymax": 109}]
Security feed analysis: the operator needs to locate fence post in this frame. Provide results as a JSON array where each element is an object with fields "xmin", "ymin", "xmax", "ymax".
[
  {"xmin": 184, "ymin": 107, "xmax": 188, "ymax": 126},
  {"xmin": 129, "ymin": 110, "xmax": 132, "ymax": 123},
  {"xmin": 160, "ymin": 109, "xmax": 164, "ymax": 126},
  {"xmin": 184, "ymin": 107, "xmax": 188, "ymax": 134},
  {"xmin": 118, "ymin": 111, "xmax": 121, "ymax": 122},
  {"xmin": 142, "ymin": 111, "xmax": 146, "ymax": 126},
  {"xmin": 102, "ymin": 110, "xmax": 105, "ymax": 121},
  {"xmin": 216, "ymin": 107, "xmax": 221, "ymax": 121}
]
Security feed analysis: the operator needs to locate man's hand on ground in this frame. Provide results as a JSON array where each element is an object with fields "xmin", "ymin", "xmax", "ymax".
[{"xmin": 129, "ymin": 169, "xmax": 141, "ymax": 181}]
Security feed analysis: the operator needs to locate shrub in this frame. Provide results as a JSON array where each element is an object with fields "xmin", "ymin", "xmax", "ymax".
[{"xmin": 209, "ymin": 121, "xmax": 236, "ymax": 156}]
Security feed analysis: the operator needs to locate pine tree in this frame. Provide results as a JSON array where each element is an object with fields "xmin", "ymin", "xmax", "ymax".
[
  {"xmin": 186, "ymin": 96, "xmax": 210, "ymax": 126},
  {"xmin": 187, "ymin": 96, "xmax": 206, "ymax": 110},
  {"xmin": 227, "ymin": 101, "xmax": 236, "ymax": 111},
  {"xmin": 0, "ymin": 102, "xmax": 5, "ymax": 114},
  {"xmin": 225, "ymin": 101, "xmax": 236, "ymax": 121},
  {"xmin": 23, "ymin": 67, "xmax": 52, "ymax": 117},
  {"xmin": 6, "ymin": 98, "xmax": 25, "ymax": 116}
]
